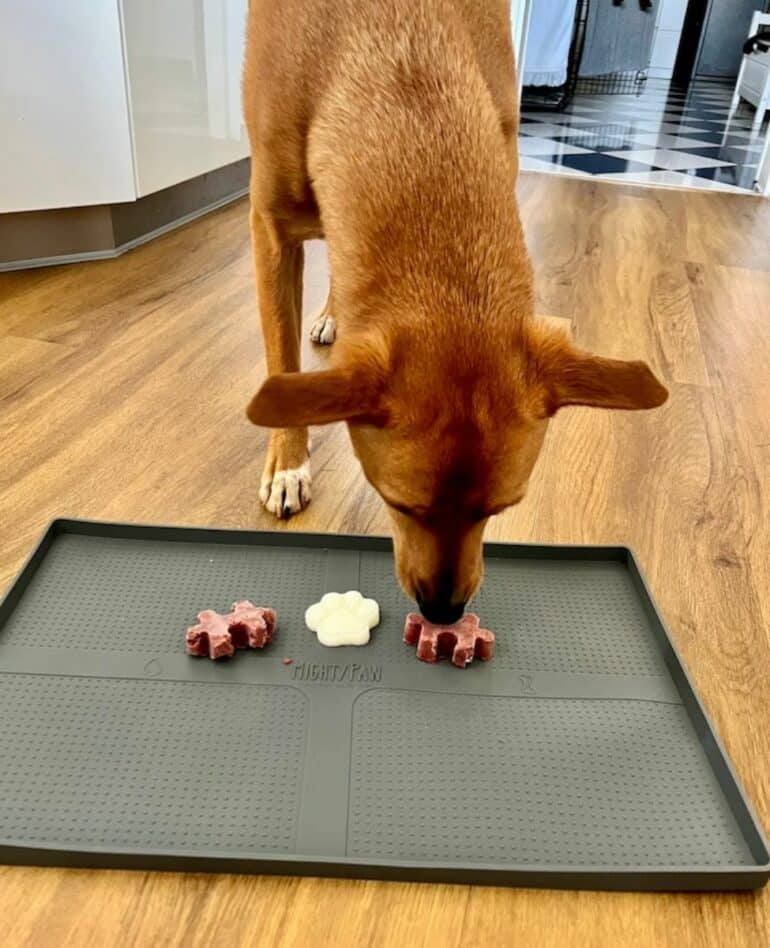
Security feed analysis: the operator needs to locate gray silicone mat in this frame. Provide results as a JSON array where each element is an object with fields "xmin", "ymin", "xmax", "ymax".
[{"xmin": 0, "ymin": 519, "xmax": 767, "ymax": 891}]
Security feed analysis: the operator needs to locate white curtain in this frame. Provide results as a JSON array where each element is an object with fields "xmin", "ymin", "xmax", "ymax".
[{"xmin": 523, "ymin": 0, "xmax": 578, "ymax": 87}]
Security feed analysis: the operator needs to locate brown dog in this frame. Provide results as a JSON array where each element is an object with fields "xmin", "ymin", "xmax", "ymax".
[{"xmin": 243, "ymin": 0, "xmax": 667, "ymax": 623}]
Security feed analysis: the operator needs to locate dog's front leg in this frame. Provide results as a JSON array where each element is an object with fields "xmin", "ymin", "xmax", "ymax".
[{"xmin": 251, "ymin": 210, "xmax": 311, "ymax": 518}]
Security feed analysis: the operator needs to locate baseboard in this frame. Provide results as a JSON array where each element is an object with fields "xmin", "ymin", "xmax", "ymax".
[{"xmin": 0, "ymin": 159, "xmax": 250, "ymax": 272}]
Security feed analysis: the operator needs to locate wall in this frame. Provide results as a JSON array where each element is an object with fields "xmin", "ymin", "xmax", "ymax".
[
  {"xmin": 0, "ymin": 1, "xmax": 136, "ymax": 213},
  {"xmin": 649, "ymin": 0, "xmax": 689, "ymax": 79}
]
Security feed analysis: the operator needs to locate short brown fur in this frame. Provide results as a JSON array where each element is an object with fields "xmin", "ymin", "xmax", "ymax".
[{"xmin": 243, "ymin": 0, "xmax": 667, "ymax": 619}]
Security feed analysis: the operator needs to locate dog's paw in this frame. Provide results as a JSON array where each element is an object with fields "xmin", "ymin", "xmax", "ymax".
[
  {"xmin": 260, "ymin": 432, "xmax": 311, "ymax": 518},
  {"xmin": 309, "ymin": 313, "xmax": 337, "ymax": 345},
  {"xmin": 260, "ymin": 461, "xmax": 312, "ymax": 518},
  {"xmin": 305, "ymin": 590, "xmax": 380, "ymax": 647}
]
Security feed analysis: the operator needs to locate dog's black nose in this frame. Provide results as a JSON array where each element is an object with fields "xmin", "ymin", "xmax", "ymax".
[{"xmin": 417, "ymin": 596, "xmax": 466, "ymax": 626}]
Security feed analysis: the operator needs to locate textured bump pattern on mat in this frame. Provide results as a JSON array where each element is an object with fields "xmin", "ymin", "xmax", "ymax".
[
  {"xmin": 1, "ymin": 534, "xmax": 324, "ymax": 654},
  {"xmin": 348, "ymin": 690, "xmax": 753, "ymax": 866},
  {"xmin": 0, "ymin": 674, "xmax": 308, "ymax": 852}
]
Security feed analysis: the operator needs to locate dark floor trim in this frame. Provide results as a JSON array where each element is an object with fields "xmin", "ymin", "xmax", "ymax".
[{"xmin": 0, "ymin": 159, "xmax": 250, "ymax": 272}]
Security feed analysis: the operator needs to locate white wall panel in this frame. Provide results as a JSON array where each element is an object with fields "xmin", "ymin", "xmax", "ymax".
[
  {"xmin": 648, "ymin": 0, "xmax": 688, "ymax": 80},
  {"xmin": 651, "ymin": 29, "xmax": 683, "ymax": 74},
  {"xmin": 658, "ymin": 0, "xmax": 688, "ymax": 34}
]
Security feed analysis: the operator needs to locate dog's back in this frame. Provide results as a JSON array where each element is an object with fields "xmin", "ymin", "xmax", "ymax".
[{"xmin": 243, "ymin": 0, "xmax": 521, "ymax": 239}]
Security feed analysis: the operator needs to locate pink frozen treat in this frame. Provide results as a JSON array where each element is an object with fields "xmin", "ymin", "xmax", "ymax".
[
  {"xmin": 403, "ymin": 612, "xmax": 495, "ymax": 668},
  {"xmin": 186, "ymin": 600, "xmax": 276, "ymax": 660}
]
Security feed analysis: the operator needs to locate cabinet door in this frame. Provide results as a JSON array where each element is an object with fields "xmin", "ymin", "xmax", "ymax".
[
  {"xmin": 0, "ymin": 1, "xmax": 136, "ymax": 212},
  {"xmin": 122, "ymin": 0, "xmax": 250, "ymax": 197}
]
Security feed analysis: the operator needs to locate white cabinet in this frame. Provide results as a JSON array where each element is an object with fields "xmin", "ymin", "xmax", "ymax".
[
  {"xmin": 730, "ymin": 13, "xmax": 770, "ymax": 139},
  {"xmin": 740, "ymin": 54, "xmax": 770, "ymax": 112},
  {"xmin": 0, "ymin": 0, "xmax": 250, "ymax": 213},
  {"xmin": 0, "ymin": 1, "xmax": 136, "ymax": 213},
  {"xmin": 122, "ymin": 0, "xmax": 249, "ymax": 197}
]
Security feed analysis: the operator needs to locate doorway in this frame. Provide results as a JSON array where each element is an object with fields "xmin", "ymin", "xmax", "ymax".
[
  {"xmin": 672, "ymin": 0, "xmax": 708, "ymax": 86},
  {"xmin": 515, "ymin": 0, "xmax": 770, "ymax": 195},
  {"xmin": 675, "ymin": 0, "xmax": 767, "ymax": 84}
]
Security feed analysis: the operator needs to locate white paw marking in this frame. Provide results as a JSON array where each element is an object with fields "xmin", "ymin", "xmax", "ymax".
[
  {"xmin": 260, "ymin": 460, "xmax": 311, "ymax": 518},
  {"xmin": 305, "ymin": 591, "xmax": 380, "ymax": 647},
  {"xmin": 310, "ymin": 313, "xmax": 337, "ymax": 345}
]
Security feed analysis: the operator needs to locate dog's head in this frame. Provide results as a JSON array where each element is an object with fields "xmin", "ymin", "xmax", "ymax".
[{"xmin": 247, "ymin": 324, "xmax": 667, "ymax": 623}]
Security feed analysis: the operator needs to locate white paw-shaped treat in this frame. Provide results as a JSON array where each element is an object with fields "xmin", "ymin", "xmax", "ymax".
[{"xmin": 305, "ymin": 591, "xmax": 380, "ymax": 647}]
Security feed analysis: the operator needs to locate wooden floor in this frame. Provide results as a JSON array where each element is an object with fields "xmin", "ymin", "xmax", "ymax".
[{"xmin": 0, "ymin": 173, "xmax": 769, "ymax": 947}]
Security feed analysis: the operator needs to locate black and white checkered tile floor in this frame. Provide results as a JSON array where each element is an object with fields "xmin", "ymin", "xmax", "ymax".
[{"xmin": 519, "ymin": 80, "xmax": 768, "ymax": 194}]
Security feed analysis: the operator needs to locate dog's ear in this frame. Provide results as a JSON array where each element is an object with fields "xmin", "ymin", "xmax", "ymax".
[
  {"xmin": 246, "ymin": 367, "xmax": 386, "ymax": 428},
  {"xmin": 528, "ymin": 326, "xmax": 668, "ymax": 414}
]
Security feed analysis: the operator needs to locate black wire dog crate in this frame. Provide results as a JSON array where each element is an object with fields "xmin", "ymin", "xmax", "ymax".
[{"xmin": 521, "ymin": 0, "xmax": 648, "ymax": 114}]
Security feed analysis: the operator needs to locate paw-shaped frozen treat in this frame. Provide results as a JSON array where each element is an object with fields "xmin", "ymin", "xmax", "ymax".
[{"xmin": 305, "ymin": 591, "xmax": 380, "ymax": 647}]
